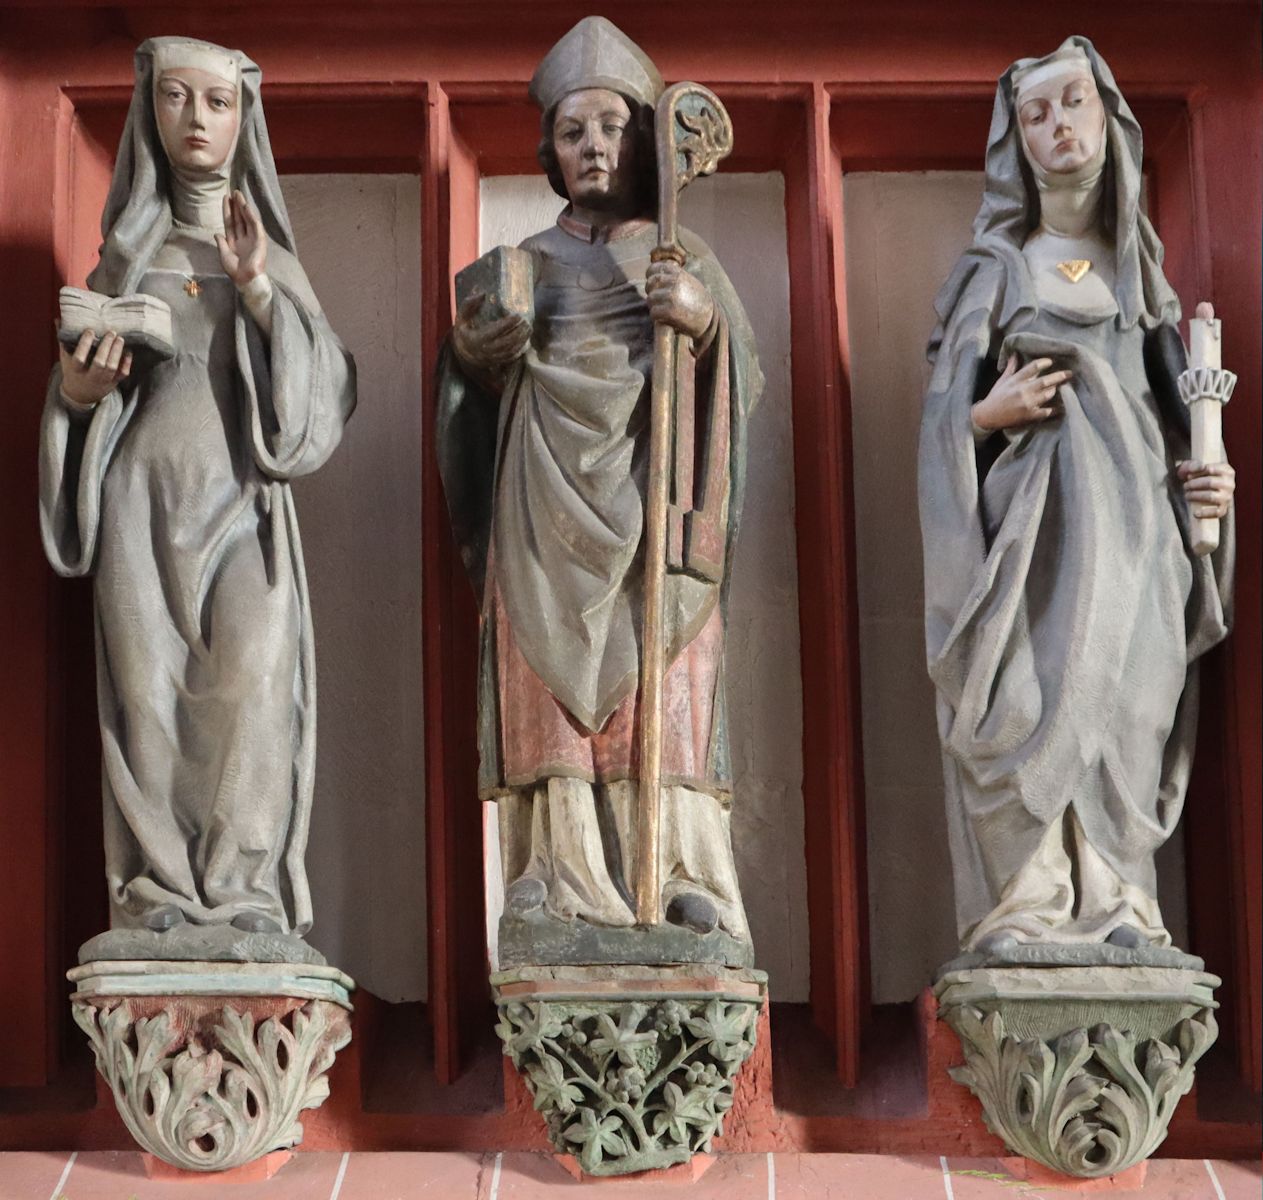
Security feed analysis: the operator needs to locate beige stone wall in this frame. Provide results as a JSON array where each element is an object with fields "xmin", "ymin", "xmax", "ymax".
[{"xmin": 283, "ymin": 175, "xmax": 429, "ymax": 1001}]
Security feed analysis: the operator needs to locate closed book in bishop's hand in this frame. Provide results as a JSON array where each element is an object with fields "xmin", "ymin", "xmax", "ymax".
[
  {"xmin": 58, "ymin": 287, "xmax": 176, "ymax": 362},
  {"xmin": 455, "ymin": 245, "xmax": 534, "ymax": 327}
]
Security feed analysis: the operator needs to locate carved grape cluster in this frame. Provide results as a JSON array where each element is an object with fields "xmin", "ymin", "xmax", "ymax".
[{"xmin": 495, "ymin": 996, "xmax": 759, "ymax": 1176}]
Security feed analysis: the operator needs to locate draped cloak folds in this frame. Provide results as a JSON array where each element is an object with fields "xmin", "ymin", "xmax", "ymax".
[
  {"xmin": 437, "ymin": 216, "xmax": 763, "ymax": 800},
  {"xmin": 38, "ymin": 38, "xmax": 356, "ymax": 936},
  {"xmin": 918, "ymin": 36, "xmax": 1233, "ymax": 946}
]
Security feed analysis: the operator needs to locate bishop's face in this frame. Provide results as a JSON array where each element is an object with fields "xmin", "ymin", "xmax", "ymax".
[
  {"xmin": 154, "ymin": 66, "xmax": 240, "ymax": 173},
  {"xmin": 1017, "ymin": 66, "xmax": 1105, "ymax": 175},
  {"xmin": 552, "ymin": 88, "xmax": 638, "ymax": 212}
]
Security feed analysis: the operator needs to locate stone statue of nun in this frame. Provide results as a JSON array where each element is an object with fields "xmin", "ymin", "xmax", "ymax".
[
  {"xmin": 40, "ymin": 38, "xmax": 356, "ymax": 956},
  {"xmin": 437, "ymin": 17, "xmax": 763, "ymax": 959},
  {"xmin": 920, "ymin": 36, "xmax": 1235, "ymax": 957}
]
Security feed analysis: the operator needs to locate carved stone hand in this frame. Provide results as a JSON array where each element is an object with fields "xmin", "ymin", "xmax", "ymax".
[
  {"xmin": 972, "ymin": 355, "xmax": 1073, "ymax": 432},
  {"xmin": 57, "ymin": 328, "xmax": 133, "ymax": 408},
  {"xmin": 645, "ymin": 261, "xmax": 714, "ymax": 340},
  {"xmin": 215, "ymin": 189, "xmax": 269, "ymax": 288},
  {"xmin": 451, "ymin": 292, "xmax": 533, "ymax": 372}
]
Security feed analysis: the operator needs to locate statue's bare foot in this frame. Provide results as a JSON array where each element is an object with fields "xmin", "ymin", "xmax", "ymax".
[
  {"xmin": 974, "ymin": 930, "xmax": 1020, "ymax": 955},
  {"xmin": 142, "ymin": 904, "xmax": 185, "ymax": 932},
  {"xmin": 665, "ymin": 892, "xmax": 719, "ymax": 935},
  {"xmin": 231, "ymin": 912, "xmax": 283, "ymax": 934},
  {"xmin": 1105, "ymin": 923, "xmax": 1147, "ymax": 949},
  {"xmin": 506, "ymin": 876, "xmax": 547, "ymax": 915}
]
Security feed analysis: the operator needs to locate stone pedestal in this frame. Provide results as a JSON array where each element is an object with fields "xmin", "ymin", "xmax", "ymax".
[
  {"xmin": 69, "ymin": 960, "xmax": 354, "ymax": 1173},
  {"xmin": 934, "ymin": 963, "xmax": 1218, "ymax": 1179},
  {"xmin": 492, "ymin": 964, "xmax": 766, "ymax": 1177}
]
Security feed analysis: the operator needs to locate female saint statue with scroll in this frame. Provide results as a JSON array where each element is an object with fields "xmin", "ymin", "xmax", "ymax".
[
  {"xmin": 920, "ymin": 37, "xmax": 1236, "ymax": 958},
  {"xmin": 39, "ymin": 38, "xmax": 356, "ymax": 958},
  {"xmin": 437, "ymin": 17, "xmax": 763, "ymax": 964}
]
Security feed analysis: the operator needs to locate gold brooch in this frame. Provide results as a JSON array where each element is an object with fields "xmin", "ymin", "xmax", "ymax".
[
  {"xmin": 183, "ymin": 277, "xmax": 202, "ymax": 298},
  {"xmin": 1056, "ymin": 260, "xmax": 1091, "ymax": 284}
]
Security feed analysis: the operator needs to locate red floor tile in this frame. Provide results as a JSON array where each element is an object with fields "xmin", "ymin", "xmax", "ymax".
[
  {"xmin": 0, "ymin": 1151, "xmax": 75, "ymax": 1200},
  {"xmin": 487, "ymin": 1151, "xmax": 767, "ymax": 1199},
  {"xmin": 338, "ymin": 1151, "xmax": 487, "ymax": 1199},
  {"xmin": 943, "ymin": 1156, "xmax": 1028, "ymax": 1199},
  {"xmin": 58, "ymin": 1150, "xmax": 343, "ymax": 1200},
  {"xmin": 1207, "ymin": 1158, "xmax": 1263, "ymax": 1200},
  {"xmin": 1143, "ymin": 1158, "xmax": 1251, "ymax": 1199},
  {"xmin": 947, "ymin": 1155, "xmax": 1262, "ymax": 1200},
  {"xmin": 774, "ymin": 1152, "xmax": 947, "ymax": 1198},
  {"xmin": 7, "ymin": 1150, "xmax": 1257, "ymax": 1199}
]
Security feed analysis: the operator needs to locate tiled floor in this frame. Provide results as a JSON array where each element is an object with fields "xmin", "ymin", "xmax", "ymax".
[{"xmin": 0, "ymin": 1151, "xmax": 1258, "ymax": 1200}]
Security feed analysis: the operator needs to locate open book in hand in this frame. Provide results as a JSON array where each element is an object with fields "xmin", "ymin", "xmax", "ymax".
[{"xmin": 58, "ymin": 287, "xmax": 175, "ymax": 362}]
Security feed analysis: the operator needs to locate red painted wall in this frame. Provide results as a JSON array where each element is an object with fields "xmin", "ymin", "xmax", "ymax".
[{"xmin": 0, "ymin": 0, "xmax": 1257, "ymax": 1152}]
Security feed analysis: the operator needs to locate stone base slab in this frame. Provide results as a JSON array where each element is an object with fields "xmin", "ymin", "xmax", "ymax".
[
  {"xmin": 498, "ymin": 912, "xmax": 753, "ymax": 970},
  {"xmin": 936, "ymin": 964, "xmax": 1219, "ymax": 1042},
  {"xmin": 493, "ymin": 964, "xmax": 765, "ymax": 1177},
  {"xmin": 70, "ymin": 960, "xmax": 355, "ymax": 1174},
  {"xmin": 938, "ymin": 942, "xmax": 1204, "ymax": 975},
  {"xmin": 79, "ymin": 925, "xmax": 327, "ymax": 966},
  {"xmin": 70, "ymin": 959, "xmax": 354, "ymax": 1006},
  {"xmin": 934, "ymin": 965, "xmax": 1218, "ymax": 1180}
]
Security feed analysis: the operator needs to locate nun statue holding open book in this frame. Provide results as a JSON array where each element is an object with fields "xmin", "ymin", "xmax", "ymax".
[
  {"xmin": 437, "ymin": 17, "xmax": 764, "ymax": 965},
  {"xmin": 39, "ymin": 37, "xmax": 355, "ymax": 959}
]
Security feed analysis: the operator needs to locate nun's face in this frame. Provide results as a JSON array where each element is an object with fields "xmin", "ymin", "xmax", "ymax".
[
  {"xmin": 155, "ymin": 67, "xmax": 239, "ymax": 173},
  {"xmin": 1017, "ymin": 67, "xmax": 1104, "ymax": 175}
]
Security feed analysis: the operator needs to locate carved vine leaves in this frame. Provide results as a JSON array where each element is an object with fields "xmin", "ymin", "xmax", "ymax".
[
  {"xmin": 496, "ymin": 997, "xmax": 757, "ymax": 1175},
  {"xmin": 73, "ymin": 999, "xmax": 350, "ymax": 1172},
  {"xmin": 945, "ymin": 1004, "xmax": 1217, "ymax": 1178}
]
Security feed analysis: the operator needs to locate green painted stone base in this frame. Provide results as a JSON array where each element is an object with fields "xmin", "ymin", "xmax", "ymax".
[
  {"xmin": 493, "ymin": 965, "xmax": 765, "ymax": 1176},
  {"xmin": 935, "ymin": 965, "xmax": 1219, "ymax": 1179},
  {"xmin": 78, "ymin": 925, "xmax": 327, "ymax": 966},
  {"xmin": 69, "ymin": 961, "xmax": 354, "ymax": 1173},
  {"xmin": 498, "ymin": 911, "xmax": 753, "ymax": 970}
]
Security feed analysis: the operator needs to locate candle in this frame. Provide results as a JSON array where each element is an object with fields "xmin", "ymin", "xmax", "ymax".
[
  {"xmin": 1182, "ymin": 305, "xmax": 1229, "ymax": 556},
  {"xmin": 1188, "ymin": 315, "xmax": 1222, "ymax": 371}
]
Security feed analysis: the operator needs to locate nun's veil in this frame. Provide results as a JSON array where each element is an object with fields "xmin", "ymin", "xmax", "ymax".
[
  {"xmin": 88, "ymin": 36, "xmax": 295, "ymax": 297},
  {"xmin": 930, "ymin": 34, "xmax": 1179, "ymax": 357}
]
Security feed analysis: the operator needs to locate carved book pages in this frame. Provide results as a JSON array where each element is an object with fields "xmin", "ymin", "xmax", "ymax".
[{"xmin": 58, "ymin": 286, "xmax": 175, "ymax": 360}]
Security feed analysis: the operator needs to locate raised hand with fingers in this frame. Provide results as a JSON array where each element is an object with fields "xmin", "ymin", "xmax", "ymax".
[
  {"xmin": 58, "ymin": 328, "xmax": 133, "ymax": 409},
  {"xmin": 215, "ymin": 189, "xmax": 268, "ymax": 288},
  {"xmin": 451, "ymin": 292, "xmax": 533, "ymax": 373},
  {"xmin": 972, "ymin": 355, "xmax": 1074, "ymax": 433}
]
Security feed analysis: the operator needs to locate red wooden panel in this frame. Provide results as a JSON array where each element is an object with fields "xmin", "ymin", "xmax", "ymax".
[
  {"xmin": 1144, "ymin": 103, "xmax": 1251, "ymax": 1081},
  {"xmin": 1, "ymin": 0, "xmax": 1257, "ymax": 1139},
  {"xmin": 0, "ymin": 74, "xmax": 65, "ymax": 1088},
  {"xmin": 1196, "ymin": 80, "xmax": 1263, "ymax": 1092},
  {"xmin": 421, "ymin": 84, "xmax": 486, "ymax": 1085},
  {"xmin": 790, "ymin": 86, "xmax": 869, "ymax": 1085}
]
